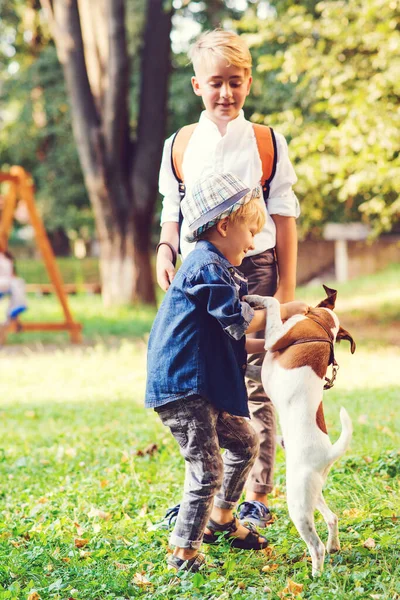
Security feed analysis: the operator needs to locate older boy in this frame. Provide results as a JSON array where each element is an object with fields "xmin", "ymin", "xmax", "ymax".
[
  {"xmin": 156, "ymin": 29, "xmax": 299, "ymax": 525},
  {"xmin": 146, "ymin": 172, "xmax": 307, "ymax": 571}
]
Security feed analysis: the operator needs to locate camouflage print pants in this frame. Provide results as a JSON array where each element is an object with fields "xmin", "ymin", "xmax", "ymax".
[{"xmin": 156, "ymin": 396, "xmax": 259, "ymax": 549}]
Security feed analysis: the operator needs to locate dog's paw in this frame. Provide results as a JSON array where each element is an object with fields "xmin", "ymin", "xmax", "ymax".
[
  {"xmin": 326, "ymin": 542, "xmax": 340, "ymax": 554},
  {"xmin": 243, "ymin": 294, "xmax": 267, "ymax": 308}
]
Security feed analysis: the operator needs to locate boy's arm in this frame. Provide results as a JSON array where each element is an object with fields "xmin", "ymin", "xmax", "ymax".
[
  {"xmin": 245, "ymin": 338, "xmax": 265, "ymax": 353},
  {"xmin": 156, "ymin": 222, "xmax": 179, "ymax": 291},
  {"xmin": 267, "ymin": 133, "xmax": 299, "ymax": 303},
  {"xmin": 272, "ymin": 215, "xmax": 297, "ymax": 303},
  {"xmin": 157, "ymin": 135, "xmax": 181, "ymax": 291}
]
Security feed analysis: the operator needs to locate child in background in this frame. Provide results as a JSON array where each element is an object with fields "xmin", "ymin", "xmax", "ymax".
[
  {"xmin": 0, "ymin": 250, "xmax": 27, "ymax": 316},
  {"xmin": 146, "ymin": 172, "xmax": 308, "ymax": 571}
]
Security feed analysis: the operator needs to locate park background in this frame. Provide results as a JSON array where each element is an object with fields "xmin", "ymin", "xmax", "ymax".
[{"xmin": 0, "ymin": 0, "xmax": 399, "ymax": 599}]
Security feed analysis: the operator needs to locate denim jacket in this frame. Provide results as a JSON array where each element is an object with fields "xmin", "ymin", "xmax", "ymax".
[{"xmin": 145, "ymin": 240, "xmax": 255, "ymax": 417}]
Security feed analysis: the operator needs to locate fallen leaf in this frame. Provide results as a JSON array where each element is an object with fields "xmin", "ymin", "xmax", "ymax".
[
  {"xmin": 363, "ymin": 537, "xmax": 376, "ymax": 549},
  {"xmin": 272, "ymin": 485, "xmax": 285, "ymax": 498},
  {"xmin": 263, "ymin": 587, "xmax": 272, "ymax": 594},
  {"xmin": 62, "ymin": 557, "xmax": 70, "ymax": 563},
  {"xmin": 262, "ymin": 546, "xmax": 274, "ymax": 557},
  {"xmin": 363, "ymin": 456, "xmax": 373, "ymax": 464},
  {"xmin": 262, "ymin": 563, "xmax": 279, "ymax": 572},
  {"xmin": 343, "ymin": 508, "xmax": 363, "ymax": 518},
  {"xmin": 74, "ymin": 522, "xmax": 85, "ymax": 536},
  {"xmin": 79, "ymin": 550, "xmax": 91, "ymax": 559},
  {"xmin": 87, "ymin": 507, "xmax": 111, "ymax": 520},
  {"xmin": 279, "ymin": 578, "xmax": 304, "ymax": 598},
  {"xmin": 38, "ymin": 497, "xmax": 48, "ymax": 504},
  {"xmin": 133, "ymin": 573, "xmax": 152, "ymax": 587},
  {"xmin": 121, "ymin": 451, "xmax": 130, "ymax": 463},
  {"xmin": 136, "ymin": 443, "xmax": 158, "ymax": 457},
  {"xmin": 74, "ymin": 538, "xmax": 89, "ymax": 548},
  {"xmin": 100, "ymin": 479, "xmax": 109, "ymax": 488},
  {"xmin": 115, "ymin": 562, "xmax": 131, "ymax": 571},
  {"xmin": 237, "ymin": 582, "xmax": 246, "ymax": 589},
  {"xmin": 27, "ymin": 593, "xmax": 40, "ymax": 600}
]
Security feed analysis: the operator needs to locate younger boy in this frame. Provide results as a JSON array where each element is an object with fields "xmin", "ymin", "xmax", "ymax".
[
  {"xmin": 0, "ymin": 250, "xmax": 27, "ymax": 343},
  {"xmin": 156, "ymin": 29, "xmax": 299, "ymax": 524},
  {"xmin": 146, "ymin": 172, "xmax": 308, "ymax": 571}
]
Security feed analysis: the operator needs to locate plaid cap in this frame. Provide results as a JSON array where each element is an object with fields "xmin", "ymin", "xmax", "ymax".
[{"xmin": 182, "ymin": 172, "xmax": 261, "ymax": 243}]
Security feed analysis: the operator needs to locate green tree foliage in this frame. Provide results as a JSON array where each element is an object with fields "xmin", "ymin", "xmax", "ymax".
[
  {"xmin": 0, "ymin": 1, "xmax": 92, "ymax": 244},
  {"xmin": 243, "ymin": 0, "xmax": 400, "ymax": 237}
]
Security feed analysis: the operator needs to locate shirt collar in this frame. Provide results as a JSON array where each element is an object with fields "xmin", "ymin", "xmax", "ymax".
[{"xmin": 199, "ymin": 110, "xmax": 246, "ymax": 137}]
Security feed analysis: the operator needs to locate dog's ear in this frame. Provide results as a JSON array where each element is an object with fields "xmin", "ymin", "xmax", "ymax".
[
  {"xmin": 337, "ymin": 326, "xmax": 356, "ymax": 353},
  {"xmin": 317, "ymin": 285, "xmax": 337, "ymax": 310}
]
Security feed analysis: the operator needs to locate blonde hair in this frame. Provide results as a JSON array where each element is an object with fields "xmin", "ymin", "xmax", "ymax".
[
  {"xmin": 199, "ymin": 193, "xmax": 265, "ymax": 241},
  {"xmin": 189, "ymin": 29, "xmax": 252, "ymax": 78},
  {"xmin": 230, "ymin": 194, "xmax": 265, "ymax": 233}
]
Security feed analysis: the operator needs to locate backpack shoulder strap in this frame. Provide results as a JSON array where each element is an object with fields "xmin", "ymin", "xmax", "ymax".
[
  {"xmin": 252, "ymin": 123, "xmax": 277, "ymax": 199},
  {"xmin": 171, "ymin": 123, "xmax": 198, "ymax": 183}
]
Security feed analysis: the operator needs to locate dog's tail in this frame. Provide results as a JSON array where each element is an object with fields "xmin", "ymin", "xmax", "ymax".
[{"xmin": 330, "ymin": 407, "xmax": 353, "ymax": 462}]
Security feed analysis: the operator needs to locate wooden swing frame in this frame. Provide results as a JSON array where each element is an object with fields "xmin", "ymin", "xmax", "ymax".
[{"xmin": 0, "ymin": 166, "xmax": 82, "ymax": 343}]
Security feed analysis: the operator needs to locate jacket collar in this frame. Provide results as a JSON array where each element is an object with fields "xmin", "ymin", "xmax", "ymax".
[
  {"xmin": 195, "ymin": 240, "xmax": 247, "ymax": 281},
  {"xmin": 195, "ymin": 239, "xmax": 228, "ymax": 262}
]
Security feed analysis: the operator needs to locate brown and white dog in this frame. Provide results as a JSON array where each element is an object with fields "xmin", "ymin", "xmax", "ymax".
[{"xmin": 245, "ymin": 286, "xmax": 356, "ymax": 576}]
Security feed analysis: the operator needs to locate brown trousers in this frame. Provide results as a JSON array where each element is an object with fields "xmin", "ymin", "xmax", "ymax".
[{"xmin": 238, "ymin": 248, "xmax": 278, "ymax": 495}]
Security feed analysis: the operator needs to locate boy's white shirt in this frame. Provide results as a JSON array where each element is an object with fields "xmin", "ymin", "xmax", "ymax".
[{"xmin": 159, "ymin": 110, "xmax": 300, "ymax": 259}]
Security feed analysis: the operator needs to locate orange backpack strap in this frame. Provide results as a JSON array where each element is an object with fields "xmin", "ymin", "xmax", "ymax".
[
  {"xmin": 252, "ymin": 123, "xmax": 277, "ymax": 201},
  {"xmin": 171, "ymin": 123, "xmax": 198, "ymax": 185}
]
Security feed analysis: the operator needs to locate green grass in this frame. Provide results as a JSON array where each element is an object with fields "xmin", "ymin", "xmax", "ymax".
[
  {"xmin": 16, "ymin": 257, "xmax": 100, "ymax": 285},
  {"xmin": 0, "ymin": 265, "xmax": 399, "ymax": 599}
]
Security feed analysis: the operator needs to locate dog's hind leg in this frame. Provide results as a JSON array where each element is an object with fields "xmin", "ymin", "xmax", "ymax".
[
  {"xmin": 287, "ymin": 481, "xmax": 326, "ymax": 576},
  {"xmin": 316, "ymin": 493, "xmax": 340, "ymax": 553}
]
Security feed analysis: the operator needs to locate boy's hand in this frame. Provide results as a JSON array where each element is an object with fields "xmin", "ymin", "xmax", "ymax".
[
  {"xmin": 245, "ymin": 337, "xmax": 265, "ymax": 353},
  {"xmin": 281, "ymin": 301, "xmax": 309, "ymax": 321},
  {"xmin": 156, "ymin": 254, "xmax": 176, "ymax": 292}
]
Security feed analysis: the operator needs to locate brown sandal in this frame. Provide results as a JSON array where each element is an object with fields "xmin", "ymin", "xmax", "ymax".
[{"xmin": 203, "ymin": 517, "xmax": 268, "ymax": 550}]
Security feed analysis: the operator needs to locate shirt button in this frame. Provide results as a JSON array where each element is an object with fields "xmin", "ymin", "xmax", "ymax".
[{"xmin": 242, "ymin": 364, "xmax": 247, "ymax": 370}]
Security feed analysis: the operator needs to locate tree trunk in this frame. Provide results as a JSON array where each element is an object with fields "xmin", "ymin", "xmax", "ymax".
[
  {"xmin": 42, "ymin": 0, "xmax": 172, "ymax": 305},
  {"xmin": 130, "ymin": 0, "xmax": 173, "ymax": 304}
]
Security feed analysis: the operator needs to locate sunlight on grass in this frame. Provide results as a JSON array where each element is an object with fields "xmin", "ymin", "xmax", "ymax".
[{"xmin": 0, "ymin": 264, "xmax": 399, "ymax": 598}]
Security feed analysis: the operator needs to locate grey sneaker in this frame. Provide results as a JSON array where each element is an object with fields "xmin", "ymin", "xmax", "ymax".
[
  {"xmin": 238, "ymin": 501, "xmax": 272, "ymax": 528},
  {"xmin": 150, "ymin": 503, "xmax": 180, "ymax": 530},
  {"xmin": 167, "ymin": 553, "xmax": 205, "ymax": 572}
]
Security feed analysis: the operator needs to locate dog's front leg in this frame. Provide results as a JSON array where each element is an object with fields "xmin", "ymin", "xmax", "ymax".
[
  {"xmin": 261, "ymin": 296, "xmax": 289, "ymax": 351},
  {"xmin": 244, "ymin": 295, "xmax": 284, "ymax": 349}
]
